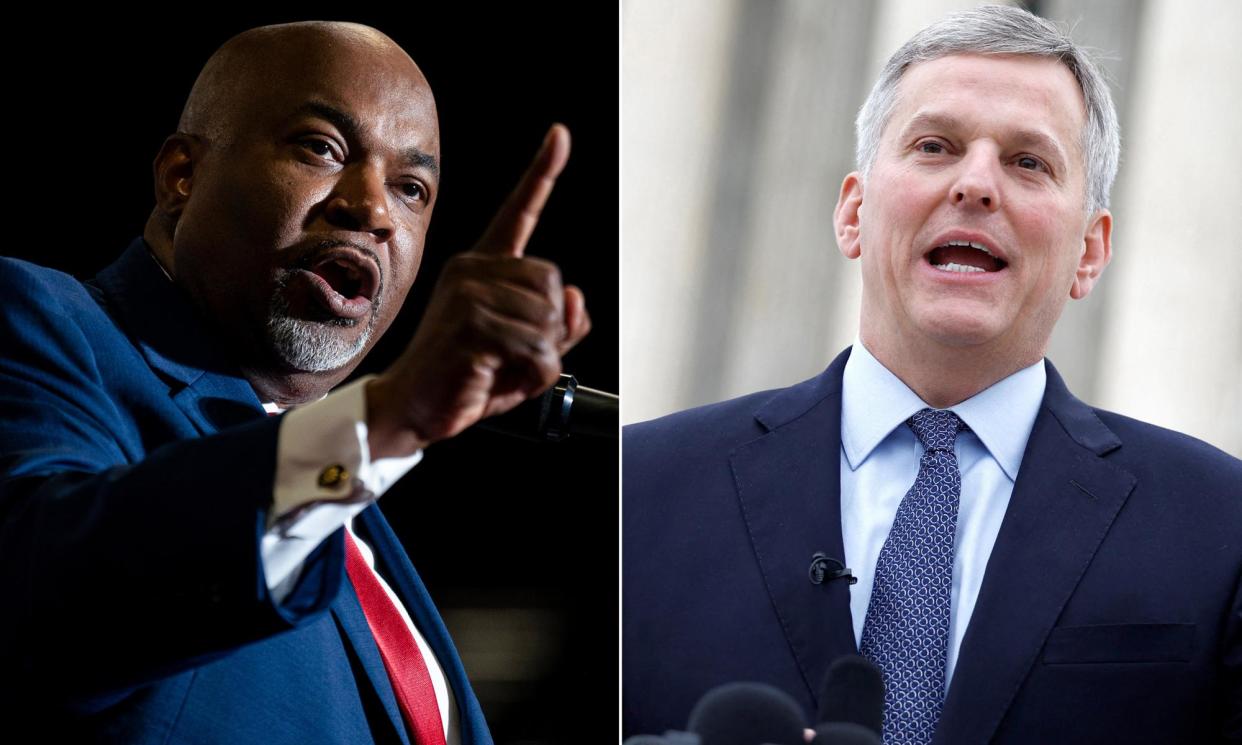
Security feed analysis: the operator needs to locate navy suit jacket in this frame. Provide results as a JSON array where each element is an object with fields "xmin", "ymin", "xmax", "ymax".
[
  {"xmin": 0, "ymin": 239, "xmax": 492, "ymax": 744},
  {"xmin": 623, "ymin": 347, "xmax": 1242, "ymax": 743}
]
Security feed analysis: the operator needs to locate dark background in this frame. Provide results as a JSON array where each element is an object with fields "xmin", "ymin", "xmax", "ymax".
[{"xmin": 6, "ymin": 9, "xmax": 617, "ymax": 743}]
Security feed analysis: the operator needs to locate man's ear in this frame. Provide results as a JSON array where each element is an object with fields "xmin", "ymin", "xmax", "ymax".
[
  {"xmin": 1071, "ymin": 208, "xmax": 1112, "ymax": 299},
  {"xmin": 835, "ymin": 172, "xmax": 864, "ymax": 260},
  {"xmin": 151, "ymin": 133, "xmax": 203, "ymax": 220}
]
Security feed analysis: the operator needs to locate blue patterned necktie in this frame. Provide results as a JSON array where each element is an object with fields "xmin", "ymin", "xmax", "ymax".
[{"xmin": 859, "ymin": 408, "xmax": 967, "ymax": 745}]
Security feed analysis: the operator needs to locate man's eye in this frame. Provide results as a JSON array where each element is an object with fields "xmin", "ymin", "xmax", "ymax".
[
  {"xmin": 1016, "ymin": 155, "xmax": 1046, "ymax": 171},
  {"xmin": 301, "ymin": 139, "xmax": 339, "ymax": 160},
  {"xmin": 398, "ymin": 182, "xmax": 426, "ymax": 202},
  {"xmin": 917, "ymin": 141, "xmax": 945, "ymax": 154}
]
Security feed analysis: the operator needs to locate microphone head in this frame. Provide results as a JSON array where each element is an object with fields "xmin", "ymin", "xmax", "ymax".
[
  {"xmin": 687, "ymin": 681, "xmax": 807, "ymax": 745},
  {"xmin": 809, "ymin": 721, "xmax": 883, "ymax": 745},
  {"xmin": 623, "ymin": 734, "xmax": 701, "ymax": 745},
  {"xmin": 816, "ymin": 655, "xmax": 884, "ymax": 736}
]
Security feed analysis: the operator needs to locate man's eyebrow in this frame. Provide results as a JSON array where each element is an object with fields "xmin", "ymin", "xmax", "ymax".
[
  {"xmin": 900, "ymin": 111, "xmax": 1070, "ymax": 170},
  {"xmin": 290, "ymin": 101, "xmax": 441, "ymax": 179},
  {"xmin": 401, "ymin": 147, "xmax": 440, "ymax": 179}
]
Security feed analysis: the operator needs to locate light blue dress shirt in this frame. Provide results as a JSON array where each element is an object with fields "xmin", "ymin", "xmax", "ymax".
[{"xmin": 840, "ymin": 341, "xmax": 1046, "ymax": 685}]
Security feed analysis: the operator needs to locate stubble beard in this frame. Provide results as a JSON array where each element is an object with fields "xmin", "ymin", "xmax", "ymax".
[{"xmin": 264, "ymin": 270, "xmax": 381, "ymax": 373}]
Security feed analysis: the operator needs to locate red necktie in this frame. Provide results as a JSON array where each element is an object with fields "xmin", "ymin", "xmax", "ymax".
[{"xmin": 344, "ymin": 531, "xmax": 448, "ymax": 745}]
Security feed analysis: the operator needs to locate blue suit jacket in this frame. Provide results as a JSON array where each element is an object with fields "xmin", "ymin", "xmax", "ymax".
[
  {"xmin": 623, "ymin": 347, "xmax": 1242, "ymax": 743},
  {"xmin": 0, "ymin": 239, "xmax": 493, "ymax": 744}
]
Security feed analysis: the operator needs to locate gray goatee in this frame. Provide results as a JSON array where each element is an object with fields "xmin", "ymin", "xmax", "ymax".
[{"xmin": 264, "ymin": 270, "xmax": 380, "ymax": 373}]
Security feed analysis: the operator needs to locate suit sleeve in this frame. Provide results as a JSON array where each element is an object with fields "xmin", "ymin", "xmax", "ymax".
[
  {"xmin": 0, "ymin": 260, "xmax": 345, "ymax": 707},
  {"xmin": 262, "ymin": 375, "xmax": 422, "ymax": 601}
]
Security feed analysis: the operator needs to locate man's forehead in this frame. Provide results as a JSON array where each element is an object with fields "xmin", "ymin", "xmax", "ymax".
[
  {"xmin": 264, "ymin": 76, "xmax": 437, "ymax": 135},
  {"xmin": 252, "ymin": 30, "xmax": 436, "ymax": 123},
  {"xmin": 889, "ymin": 53, "xmax": 1086, "ymax": 146},
  {"xmin": 184, "ymin": 22, "xmax": 438, "ymax": 153}
]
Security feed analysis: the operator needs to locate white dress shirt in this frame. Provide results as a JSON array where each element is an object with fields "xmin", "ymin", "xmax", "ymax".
[
  {"xmin": 259, "ymin": 376, "xmax": 460, "ymax": 745},
  {"xmin": 839, "ymin": 341, "xmax": 1045, "ymax": 685}
]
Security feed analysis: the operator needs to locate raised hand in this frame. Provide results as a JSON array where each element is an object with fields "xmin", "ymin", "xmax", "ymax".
[{"xmin": 365, "ymin": 124, "xmax": 591, "ymax": 458}]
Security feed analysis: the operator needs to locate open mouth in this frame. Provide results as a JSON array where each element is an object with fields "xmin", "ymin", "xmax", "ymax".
[
  {"xmin": 306, "ymin": 250, "xmax": 380, "ymax": 302},
  {"xmin": 282, "ymin": 245, "xmax": 383, "ymax": 322},
  {"xmin": 926, "ymin": 239, "xmax": 1008, "ymax": 273}
]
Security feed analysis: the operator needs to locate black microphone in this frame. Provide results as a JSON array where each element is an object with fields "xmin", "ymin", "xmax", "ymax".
[
  {"xmin": 809, "ymin": 722, "xmax": 881, "ymax": 745},
  {"xmin": 622, "ymin": 733, "xmax": 701, "ymax": 745},
  {"xmin": 808, "ymin": 553, "xmax": 857, "ymax": 585},
  {"xmin": 811, "ymin": 655, "xmax": 884, "ymax": 745},
  {"xmin": 686, "ymin": 682, "xmax": 807, "ymax": 745},
  {"xmin": 478, "ymin": 373, "xmax": 618, "ymax": 441}
]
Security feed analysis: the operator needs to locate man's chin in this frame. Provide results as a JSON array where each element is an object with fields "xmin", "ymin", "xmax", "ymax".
[
  {"xmin": 913, "ymin": 312, "xmax": 1006, "ymax": 349},
  {"xmin": 265, "ymin": 314, "xmax": 372, "ymax": 374}
]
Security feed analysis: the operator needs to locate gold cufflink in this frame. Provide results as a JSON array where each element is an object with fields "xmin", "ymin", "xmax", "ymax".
[{"xmin": 318, "ymin": 464, "xmax": 352, "ymax": 489}]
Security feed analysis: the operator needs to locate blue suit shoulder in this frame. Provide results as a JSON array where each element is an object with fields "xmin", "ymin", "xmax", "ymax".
[
  {"xmin": 624, "ymin": 368, "xmax": 837, "ymax": 464},
  {"xmin": 1092, "ymin": 406, "xmax": 1242, "ymax": 510},
  {"xmin": 0, "ymin": 256, "xmax": 138, "ymax": 472},
  {"xmin": 625, "ymin": 388, "xmax": 777, "ymax": 458},
  {"xmin": 0, "ymin": 255, "xmax": 128, "ymax": 396},
  {"xmin": 0, "ymin": 255, "xmax": 108, "ymax": 322}
]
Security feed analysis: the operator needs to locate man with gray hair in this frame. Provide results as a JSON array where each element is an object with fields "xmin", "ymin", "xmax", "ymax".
[{"xmin": 623, "ymin": 6, "xmax": 1241, "ymax": 744}]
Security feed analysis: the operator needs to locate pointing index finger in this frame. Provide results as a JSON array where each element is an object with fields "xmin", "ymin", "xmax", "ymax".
[{"xmin": 477, "ymin": 123, "xmax": 571, "ymax": 257}]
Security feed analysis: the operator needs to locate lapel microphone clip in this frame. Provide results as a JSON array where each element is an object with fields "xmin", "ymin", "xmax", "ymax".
[{"xmin": 809, "ymin": 552, "xmax": 857, "ymax": 585}]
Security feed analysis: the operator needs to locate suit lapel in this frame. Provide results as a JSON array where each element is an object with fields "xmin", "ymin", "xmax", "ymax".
[
  {"xmin": 934, "ymin": 361, "xmax": 1137, "ymax": 745},
  {"xmin": 357, "ymin": 506, "xmax": 494, "ymax": 745},
  {"xmin": 330, "ymin": 557, "xmax": 413, "ymax": 745},
  {"xmin": 91, "ymin": 237, "xmax": 264, "ymax": 435},
  {"xmin": 728, "ymin": 348, "xmax": 858, "ymax": 705},
  {"xmin": 331, "ymin": 509, "xmax": 494, "ymax": 745}
]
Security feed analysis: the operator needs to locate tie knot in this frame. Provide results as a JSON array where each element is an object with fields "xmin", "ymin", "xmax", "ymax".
[{"xmin": 906, "ymin": 408, "xmax": 965, "ymax": 453}]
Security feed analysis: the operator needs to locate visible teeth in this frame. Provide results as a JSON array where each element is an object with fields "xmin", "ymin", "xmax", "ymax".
[
  {"xmin": 944, "ymin": 239, "xmax": 995, "ymax": 258},
  {"xmin": 933, "ymin": 262, "xmax": 986, "ymax": 273}
]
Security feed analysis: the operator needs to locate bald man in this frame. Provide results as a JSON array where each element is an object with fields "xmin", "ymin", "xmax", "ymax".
[{"xmin": 0, "ymin": 22, "xmax": 588, "ymax": 744}]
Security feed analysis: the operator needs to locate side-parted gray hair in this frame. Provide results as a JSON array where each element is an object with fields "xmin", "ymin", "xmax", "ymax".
[{"xmin": 855, "ymin": 4, "xmax": 1120, "ymax": 214}]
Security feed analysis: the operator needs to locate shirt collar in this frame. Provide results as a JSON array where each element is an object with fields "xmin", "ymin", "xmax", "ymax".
[
  {"xmin": 841, "ymin": 340, "xmax": 1046, "ymax": 481},
  {"xmin": 261, "ymin": 393, "xmax": 329, "ymax": 415},
  {"xmin": 145, "ymin": 244, "xmax": 175, "ymax": 283}
]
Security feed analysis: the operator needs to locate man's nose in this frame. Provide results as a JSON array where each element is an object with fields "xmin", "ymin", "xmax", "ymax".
[
  {"xmin": 325, "ymin": 163, "xmax": 396, "ymax": 243},
  {"xmin": 948, "ymin": 148, "xmax": 1001, "ymax": 212}
]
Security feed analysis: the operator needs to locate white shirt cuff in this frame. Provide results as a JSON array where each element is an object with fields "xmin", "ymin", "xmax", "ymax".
[{"xmin": 260, "ymin": 375, "xmax": 422, "ymax": 601}]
